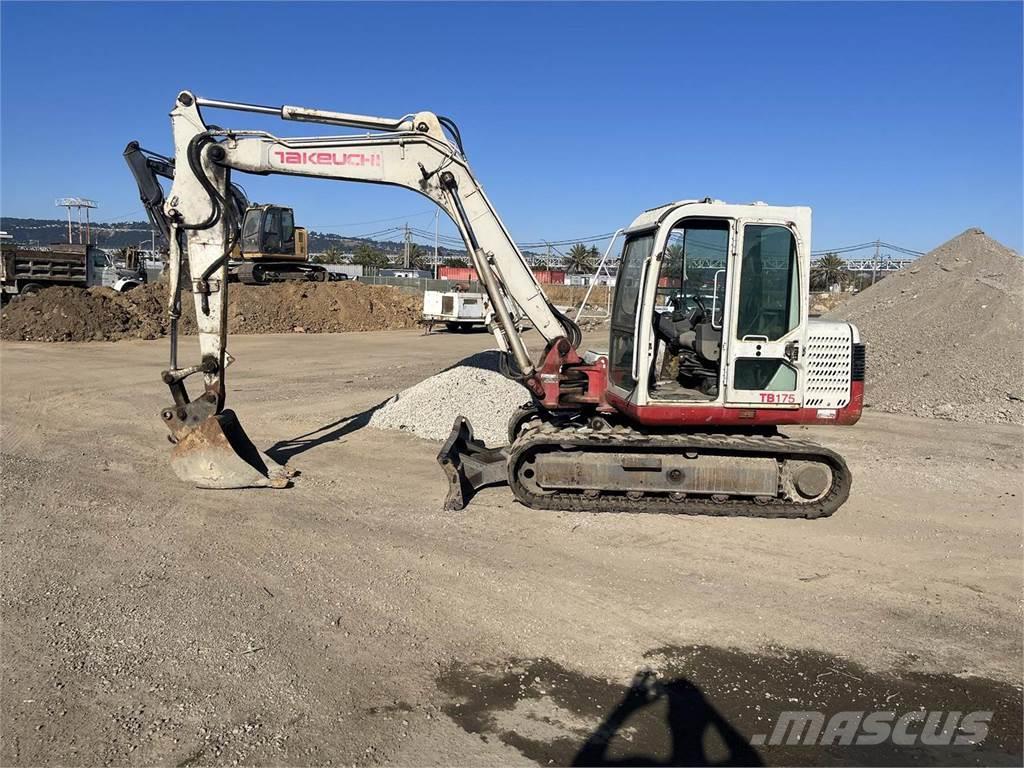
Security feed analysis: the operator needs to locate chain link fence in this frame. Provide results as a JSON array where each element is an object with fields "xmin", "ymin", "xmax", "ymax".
[{"xmin": 357, "ymin": 275, "xmax": 483, "ymax": 296}]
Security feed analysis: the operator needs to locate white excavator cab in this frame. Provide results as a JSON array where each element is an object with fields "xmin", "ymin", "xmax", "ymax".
[{"xmin": 609, "ymin": 201, "xmax": 806, "ymax": 412}]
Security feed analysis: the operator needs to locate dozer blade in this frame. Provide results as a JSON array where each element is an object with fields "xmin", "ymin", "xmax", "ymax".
[
  {"xmin": 437, "ymin": 416, "xmax": 509, "ymax": 510},
  {"xmin": 168, "ymin": 409, "xmax": 292, "ymax": 489}
]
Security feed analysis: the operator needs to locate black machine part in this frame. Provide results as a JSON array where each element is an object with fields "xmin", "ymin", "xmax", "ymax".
[
  {"xmin": 122, "ymin": 140, "xmax": 250, "ymax": 249},
  {"xmin": 437, "ymin": 417, "xmax": 509, "ymax": 510}
]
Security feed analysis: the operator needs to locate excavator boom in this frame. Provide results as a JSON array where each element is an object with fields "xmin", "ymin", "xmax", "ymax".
[{"xmin": 165, "ymin": 92, "xmax": 578, "ymax": 378}]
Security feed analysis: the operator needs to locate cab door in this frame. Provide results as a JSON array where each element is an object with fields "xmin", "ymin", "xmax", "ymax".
[
  {"xmin": 724, "ymin": 219, "xmax": 807, "ymax": 407},
  {"xmin": 607, "ymin": 230, "xmax": 656, "ymax": 397}
]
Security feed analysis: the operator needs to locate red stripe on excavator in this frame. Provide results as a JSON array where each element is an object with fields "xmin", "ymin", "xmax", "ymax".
[{"xmin": 609, "ymin": 381, "xmax": 864, "ymax": 427}]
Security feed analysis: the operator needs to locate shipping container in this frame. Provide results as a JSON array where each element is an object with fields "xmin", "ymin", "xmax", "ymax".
[{"xmin": 437, "ymin": 266, "xmax": 566, "ymax": 284}]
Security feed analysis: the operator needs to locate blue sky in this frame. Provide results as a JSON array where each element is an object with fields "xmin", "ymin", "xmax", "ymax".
[{"xmin": 2, "ymin": 1, "xmax": 1022, "ymax": 254}]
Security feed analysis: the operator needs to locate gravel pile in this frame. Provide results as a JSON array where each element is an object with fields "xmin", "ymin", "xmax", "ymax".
[
  {"xmin": 828, "ymin": 228, "xmax": 1023, "ymax": 424},
  {"xmin": 370, "ymin": 351, "xmax": 531, "ymax": 446},
  {"xmin": 1, "ymin": 280, "xmax": 422, "ymax": 342}
]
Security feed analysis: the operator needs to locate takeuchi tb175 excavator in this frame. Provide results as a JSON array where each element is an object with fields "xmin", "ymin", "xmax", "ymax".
[{"xmin": 147, "ymin": 91, "xmax": 865, "ymax": 518}]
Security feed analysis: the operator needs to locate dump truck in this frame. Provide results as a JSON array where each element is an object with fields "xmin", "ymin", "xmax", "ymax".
[{"xmin": 0, "ymin": 243, "xmax": 146, "ymax": 300}]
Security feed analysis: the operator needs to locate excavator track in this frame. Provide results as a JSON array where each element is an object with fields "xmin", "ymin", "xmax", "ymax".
[
  {"xmin": 507, "ymin": 424, "xmax": 852, "ymax": 519},
  {"xmin": 236, "ymin": 261, "xmax": 328, "ymax": 285},
  {"xmin": 236, "ymin": 262, "xmax": 266, "ymax": 285}
]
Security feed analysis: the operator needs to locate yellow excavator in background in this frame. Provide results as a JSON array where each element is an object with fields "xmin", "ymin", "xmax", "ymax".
[
  {"xmin": 124, "ymin": 142, "xmax": 327, "ymax": 284},
  {"xmin": 234, "ymin": 203, "xmax": 319, "ymax": 284}
]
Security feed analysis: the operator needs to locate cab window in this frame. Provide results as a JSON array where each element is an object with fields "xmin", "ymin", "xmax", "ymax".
[
  {"xmin": 241, "ymin": 210, "xmax": 261, "ymax": 253},
  {"xmin": 262, "ymin": 209, "xmax": 282, "ymax": 252},
  {"xmin": 736, "ymin": 225, "xmax": 800, "ymax": 340},
  {"xmin": 280, "ymin": 209, "xmax": 295, "ymax": 245},
  {"xmin": 657, "ymin": 219, "xmax": 729, "ymax": 325},
  {"xmin": 608, "ymin": 232, "xmax": 654, "ymax": 389}
]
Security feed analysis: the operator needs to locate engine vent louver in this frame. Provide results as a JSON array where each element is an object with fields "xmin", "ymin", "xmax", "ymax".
[{"xmin": 804, "ymin": 328, "xmax": 854, "ymax": 409}]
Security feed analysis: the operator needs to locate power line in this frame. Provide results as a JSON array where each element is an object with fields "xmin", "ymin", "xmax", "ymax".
[
  {"xmin": 308, "ymin": 210, "xmax": 436, "ymax": 230},
  {"xmin": 812, "ymin": 241, "xmax": 924, "ymax": 257},
  {"xmin": 517, "ymin": 231, "xmax": 619, "ymax": 248},
  {"xmin": 339, "ymin": 226, "xmax": 405, "ymax": 241}
]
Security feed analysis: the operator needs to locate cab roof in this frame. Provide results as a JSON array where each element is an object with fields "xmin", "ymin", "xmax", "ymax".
[{"xmin": 624, "ymin": 199, "xmax": 810, "ymax": 233}]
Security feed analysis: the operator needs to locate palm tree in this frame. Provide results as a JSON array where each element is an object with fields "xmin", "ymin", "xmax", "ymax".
[
  {"xmin": 408, "ymin": 243, "xmax": 435, "ymax": 271},
  {"xmin": 811, "ymin": 252, "xmax": 849, "ymax": 291},
  {"xmin": 565, "ymin": 243, "xmax": 595, "ymax": 274},
  {"xmin": 353, "ymin": 243, "xmax": 389, "ymax": 270},
  {"xmin": 664, "ymin": 243, "xmax": 686, "ymax": 280}
]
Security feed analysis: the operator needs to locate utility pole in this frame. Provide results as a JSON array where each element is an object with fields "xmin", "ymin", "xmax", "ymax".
[
  {"xmin": 871, "ymin": 239, "xmax": 880, "ymax": 285},
  {"xmin": 403, "ymin": 223, "xmax": 411, "ymax": 269},
  {"xmin": 433, "ymin": 210, "xmax": 439, "ymax": 279}
]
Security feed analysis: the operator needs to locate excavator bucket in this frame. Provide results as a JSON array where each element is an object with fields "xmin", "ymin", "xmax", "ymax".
[
  {"xmin": 437, "ymin": 416, "xmax": 510, "ymax": 510},
  {"xmin": 166, "ymin": 409, "xmax": 292, "ymax": 489}
]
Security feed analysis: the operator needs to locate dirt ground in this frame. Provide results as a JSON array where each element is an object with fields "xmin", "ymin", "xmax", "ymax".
[{"xmin": 1, "ymin": 329, "xmax": 1021, "ymax": 766}]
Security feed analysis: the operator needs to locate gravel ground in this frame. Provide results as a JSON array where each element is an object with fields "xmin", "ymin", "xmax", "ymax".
[
  {"xmin": 369, "ymin": 351, "xmax": 531, "ymax": 447},
  {"xmin": 1, "ymin": 329, "xmax": 1021, "ymax": 766}
]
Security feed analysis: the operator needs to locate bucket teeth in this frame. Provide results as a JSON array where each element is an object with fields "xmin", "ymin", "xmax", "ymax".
[{"xmin": 166, "ymin": 409, "xmax": 291, "ymax": 489}]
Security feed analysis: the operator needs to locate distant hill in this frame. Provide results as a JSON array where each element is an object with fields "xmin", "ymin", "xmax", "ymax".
[
  {"xmin": 0, "ymin": 216, "xmax": 468, "ymax": 259},
  {"xmin": 0, "ymin": 216, "xmax": 565, "ymax": 268},
  {"xmin": 1, "ymin": 217, "xmax": 155, "ymax": 249}
]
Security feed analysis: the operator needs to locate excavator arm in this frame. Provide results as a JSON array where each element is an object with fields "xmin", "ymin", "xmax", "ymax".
[
  {"xmin": 123, "ymin": 142, "xmax": 177, "ymax": 245},
  {"xmin": 158, "ymin": 91, "xmax": 589, "ymax": 489},
  {"xmin": 123, "ymin": 140, "xmax": 251, "ymax": 249}
]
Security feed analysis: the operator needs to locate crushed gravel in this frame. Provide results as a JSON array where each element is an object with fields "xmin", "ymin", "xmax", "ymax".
[
  {"xmin": 828, "ymin": 228, "xmax": 1023, "ymax": 424},
  {"xmin": 369, "ymin": 351, "xmax": 531, "ymax": 446}
]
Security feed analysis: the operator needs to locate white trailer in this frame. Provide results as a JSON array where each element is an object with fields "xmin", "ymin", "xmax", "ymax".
[{"xmin": 423, "ymin": 290, "xmax": 487, "ymax": 332}]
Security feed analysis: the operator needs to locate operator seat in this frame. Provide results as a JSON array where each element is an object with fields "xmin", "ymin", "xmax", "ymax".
[
  {"xmin": 656, "ymin": 310, "xmax": 721, "ymax": 364},
  {"xmin": 692, "ymin": 322, "xmax": 721, "ymax": 363}
]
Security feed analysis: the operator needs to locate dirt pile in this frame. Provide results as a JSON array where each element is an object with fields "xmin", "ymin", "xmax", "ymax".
[
  {"xmin": 0, "ymin": 287, "xmax": 139, "ymax": 342},
  {"xmin": 809, "ymin": 291, "xmax": 850, "ymax": 315},
  {"xmin": 1, "ymin": 280, "xmax": 422, "ymax": 342},
  {"xmin": 828, "ymin": 228, "xmax": 1023, "ymax": 424},
  {"xmin": 370, "ymin": 351, "xmax": 531, "ymax": 446}
]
